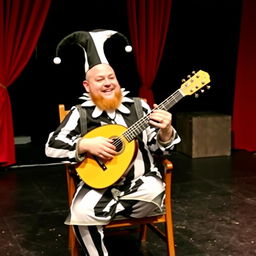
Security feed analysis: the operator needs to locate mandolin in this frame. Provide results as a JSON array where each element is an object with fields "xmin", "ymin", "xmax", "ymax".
[{"xmin": 76, "ymin": 70, "xmax": 211, "ymax": 189}]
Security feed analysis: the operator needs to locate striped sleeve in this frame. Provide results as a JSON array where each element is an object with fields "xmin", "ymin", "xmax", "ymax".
[{"xmin": 45, "ymin": 107, "xmax": 82, "ymax": 163}]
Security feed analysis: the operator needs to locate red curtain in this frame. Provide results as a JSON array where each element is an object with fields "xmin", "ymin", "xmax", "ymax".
[
  {"xmin": 127, "ymin": 0, "xmax": 172, "ymax": 106},
  {"xmin": 232, "ymin": 0, "xmax": 256, "ymax": 152},
  {"xmin": 0, "ymin": 0, "xmax": 51, "ymax": 166}
]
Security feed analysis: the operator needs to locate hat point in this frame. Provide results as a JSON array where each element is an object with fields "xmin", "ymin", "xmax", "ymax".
[
  {"xmin": 53, "ymin": 57, "xmax": 61, "ymax": 64},
  {"xmin": 125, "ymin": 45, "xmax": 132, "ymax": 52}
]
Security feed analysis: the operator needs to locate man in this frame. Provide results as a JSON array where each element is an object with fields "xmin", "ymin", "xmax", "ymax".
[{"xmin": 45, "ymin": 30, "xmax": 180, "ymax": 255}]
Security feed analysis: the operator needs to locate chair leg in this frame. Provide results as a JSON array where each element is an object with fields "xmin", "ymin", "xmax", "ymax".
[
  {"xmin": 165, "ymin": 208, "xmax": 176, "ymax": 256},
  {"xmin": 69, "ymin": 226, "xmax": 79, "ymax": 256},
  {"xmin": 139, "ymin": 224, "xmax": 148, "ymax": 242},
  {"xmin": 70, "ymin": 247, "xmax": 79, "ymax": 256},
  {"xmin": 164, "ymin": 167, "xmax": 176, "ymax": 256}
]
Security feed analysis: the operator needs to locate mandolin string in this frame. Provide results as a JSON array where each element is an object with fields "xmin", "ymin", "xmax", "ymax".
[
  {"xmin": 103, "ymin": 72, "xmax": 207, "ymax": 149},
  {"xmin": 112, "ymin": 134, "xmax": 125, "ymax": 148},
  {"xmin": 112, "ymin": 90, "xmax": 184, "ymax": 149},
  {"xmin": 113, "ymin": 90, "xmax": 184, "ymax": 147},
  {"xmin": 113, "ymin": 90, "xmax": 183, "ymax": 147},
  {"xmin": 126, "ymin": 90, "xmax": 183, "ymax": 137},
  {"xmin": 115, "ymin": 73, "xmax": 208, "ymax": 146}
]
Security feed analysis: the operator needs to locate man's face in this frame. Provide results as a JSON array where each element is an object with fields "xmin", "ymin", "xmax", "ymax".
[{"xmin": 83, "ymin": 64, "xmax": 122, "ymax": 111}]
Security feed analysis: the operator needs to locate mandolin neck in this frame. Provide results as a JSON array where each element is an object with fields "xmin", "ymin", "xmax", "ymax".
[{"xmin": 123, "ymin": 89, "xmax": 184, "ymax": 142}]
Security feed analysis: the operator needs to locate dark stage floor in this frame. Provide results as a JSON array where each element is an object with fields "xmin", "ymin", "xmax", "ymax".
[{"xmin": 1, "ymin": 143, "xmax": 256, "ymax": 256}]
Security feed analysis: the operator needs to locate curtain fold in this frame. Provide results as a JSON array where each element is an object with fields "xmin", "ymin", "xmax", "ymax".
[
  {"xmin": 232, "ymin": 0, "xmax": 256, "ymax": 152},
  {"xmin": 0, "ymin": 0, "xmax": 52, "ymax": 166},
  {"xmin": 127, "ymin": 0, "xmax": 172, "ymax": 106}
]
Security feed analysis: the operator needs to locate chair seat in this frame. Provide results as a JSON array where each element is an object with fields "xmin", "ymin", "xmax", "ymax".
[
  {"xmin": 112, "ymin": 206, "xmax": 166, "ymax": 220},
  {"xmin": 64, "ymin": 206, "xmax": 166, "ymax": 226}
]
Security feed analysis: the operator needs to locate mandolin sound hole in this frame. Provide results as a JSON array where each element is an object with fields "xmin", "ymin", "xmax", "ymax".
[{"xmin": 111, "ymin": 137, "xmax": 124, "ymax": 154}]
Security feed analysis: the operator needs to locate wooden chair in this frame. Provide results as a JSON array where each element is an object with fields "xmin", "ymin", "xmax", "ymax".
[{"xmin": 58, "ymin": 104, "xmax": 176, "ymax": 256}]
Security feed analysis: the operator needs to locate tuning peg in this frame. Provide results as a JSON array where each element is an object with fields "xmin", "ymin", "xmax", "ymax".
[
  {"xmin": 192, "ymin": 71, "xmax": 196, "ymax": 75},
  {"xmin": 187, "ymin": 75, "xmax": 191, "ymax": 79},
  {"xmin": 201, "ymin": 89, "xmax": 205, "ymax": 93},
  {"xmin": 181, "ymin": 79, "xmax": 186, "ymax": 83},
  {"xmin": 206, "ymin": 85, "xmax": 211, "ymax": 89},
  {"xmin": 195, "ymin": 93, "xmax": 199, "ymax": 98}
]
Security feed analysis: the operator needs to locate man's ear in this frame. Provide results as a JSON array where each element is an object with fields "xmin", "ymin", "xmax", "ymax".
[{"xmin": 83, "ymin": 80, "xmax": 90, "ymax": 92}]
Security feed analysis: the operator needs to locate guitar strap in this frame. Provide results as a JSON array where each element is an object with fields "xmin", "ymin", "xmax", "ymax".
[
  {"xmin": 76, "ymin": 104, "xmax": 87, "ymax": 136},
  {"xmin": 133, "ymin": 97, "xmax": 144, "ymax": 120},
  {"xmin": 75, "ymin": 97, "xmax": 143, "ymax": 136}
]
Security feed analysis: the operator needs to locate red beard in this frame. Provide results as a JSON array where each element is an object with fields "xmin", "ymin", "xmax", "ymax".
[{"xmin": 90, "ymin": 89, "xmax": 122, "ymax": 111}]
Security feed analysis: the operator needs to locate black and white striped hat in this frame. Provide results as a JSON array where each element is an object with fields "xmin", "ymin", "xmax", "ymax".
[{"xmin": 53, "ymin": 29, "xmax": 132, "ymax": 72}]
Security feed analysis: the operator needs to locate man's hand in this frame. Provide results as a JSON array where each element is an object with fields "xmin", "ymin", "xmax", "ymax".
[
  {"xmin": 149, "ymin": 104, "xmax": 173, "ymax": 142},
  {"xmin": 78, "ymin": 137, "xmax": 117, "ymax": 160}
]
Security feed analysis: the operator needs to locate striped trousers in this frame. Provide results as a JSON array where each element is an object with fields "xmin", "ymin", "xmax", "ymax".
[{"xmin": 69, "ymin": 175, "xmax": 165, "ymax": 256}]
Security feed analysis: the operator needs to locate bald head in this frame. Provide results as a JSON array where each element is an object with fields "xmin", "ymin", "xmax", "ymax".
[{"xmin": 85, "ymin": 64, "xmax": 115, "ymax": 81}]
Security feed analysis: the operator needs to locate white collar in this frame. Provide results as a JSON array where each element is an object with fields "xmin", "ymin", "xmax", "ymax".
[{"xmin": 79, "ymin": 88, "xmax": 134, "ymax": 118}]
